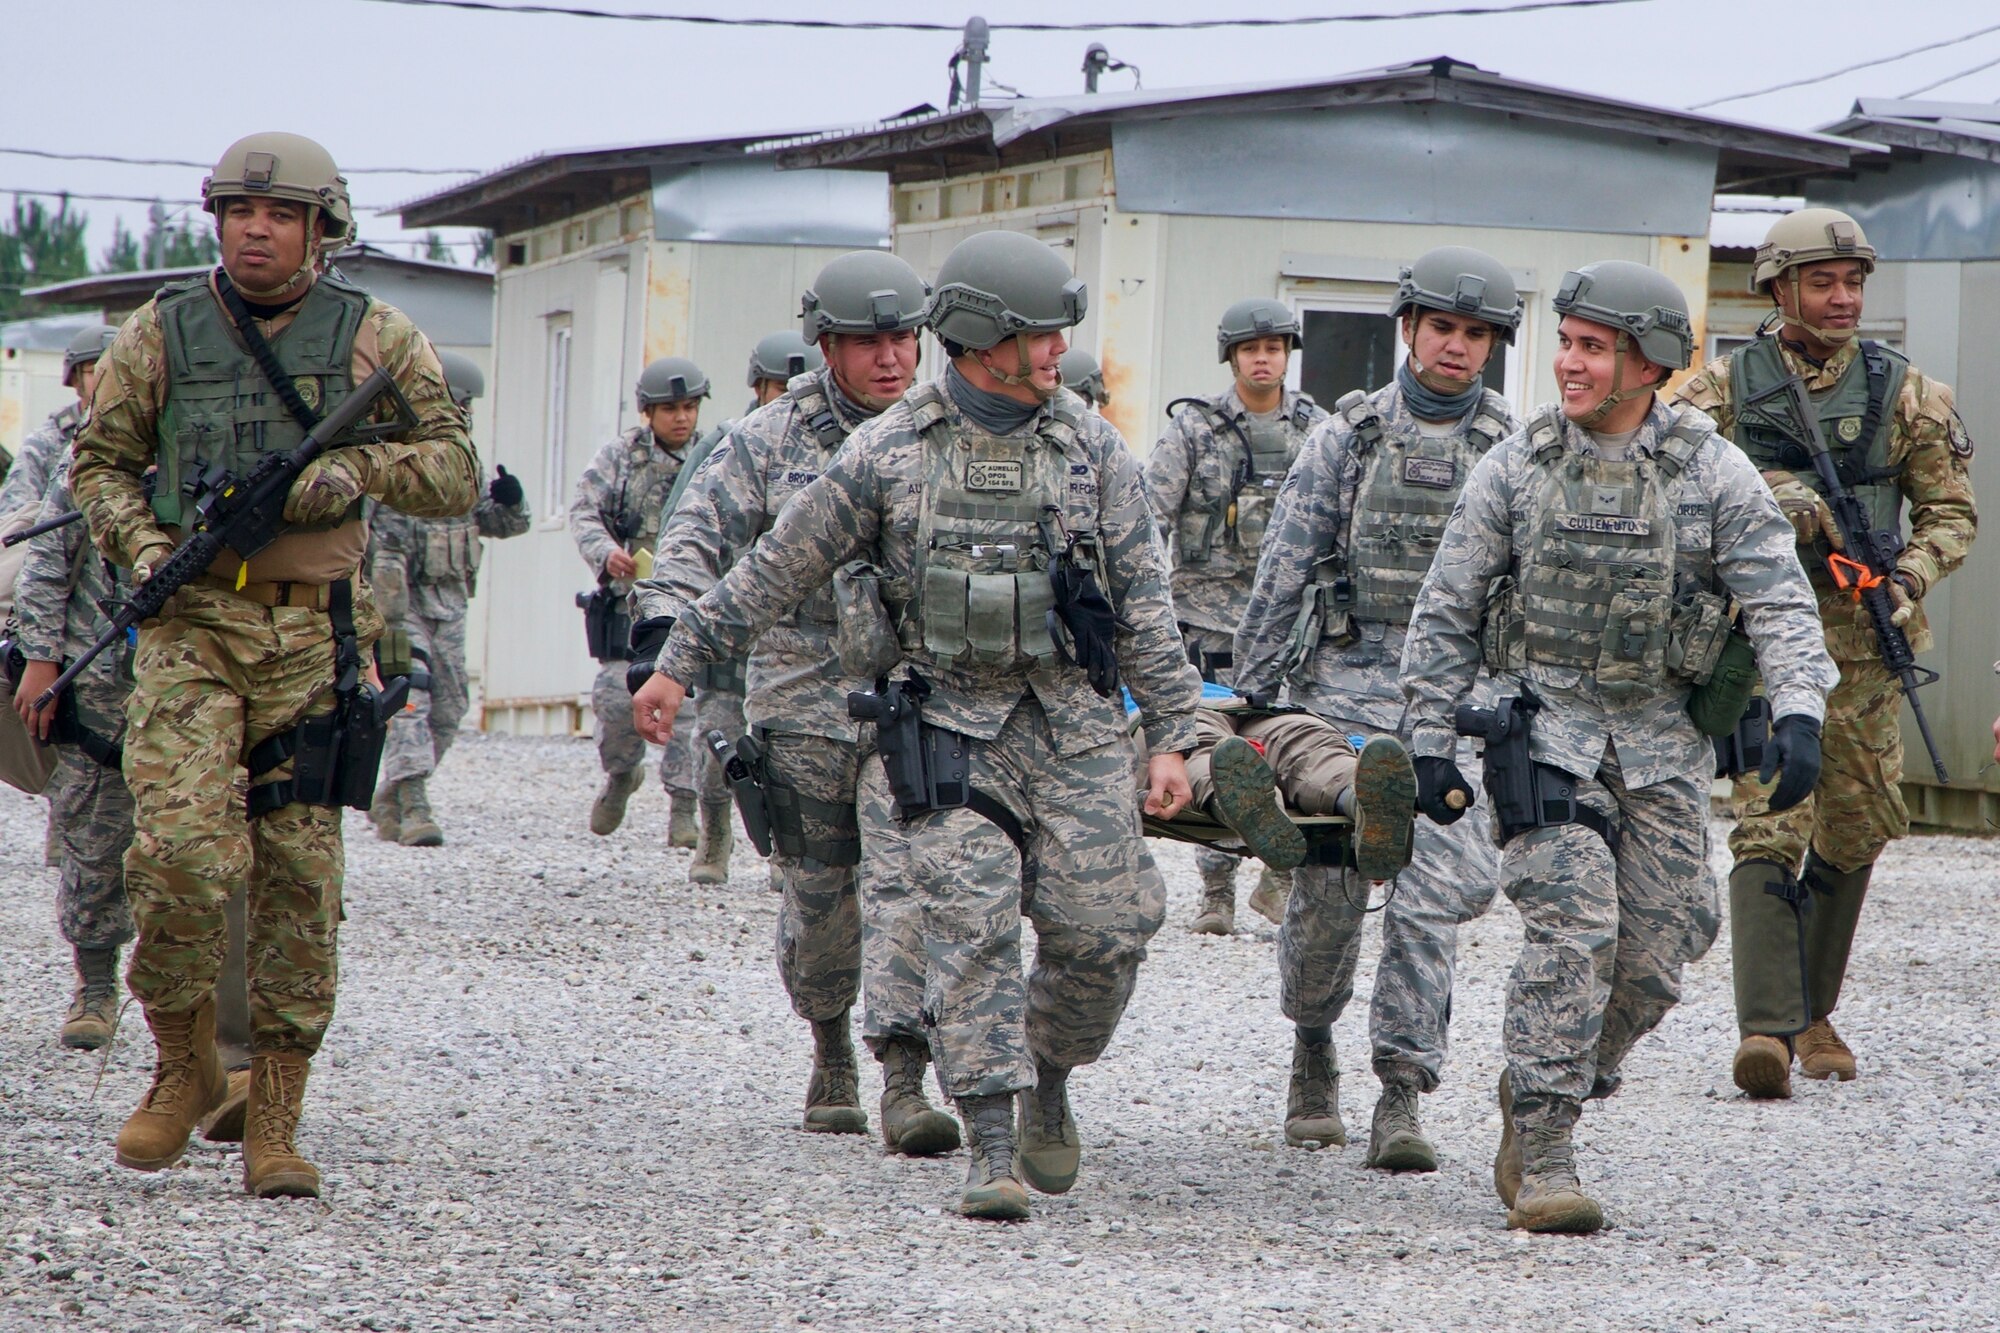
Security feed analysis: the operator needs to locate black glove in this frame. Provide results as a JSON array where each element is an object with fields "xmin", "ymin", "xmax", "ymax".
[
  {"xmin": 1759, "ymin": 713, "xmax": 1822, "ymax": 813},
  {"xmin": 1047, "ymin": 562, "xmax": 1120, "ymax": 699},
  {"xmin": 1414, "ymin": 755, "xmax": 1475, "ymax": 825},
  {"xmin": 488, "ymin": 464, "xmax": 524, "ymax": 507},
  {"xmin": 625, "ymin": 616, "xmax": 673, "ymax": 696}
]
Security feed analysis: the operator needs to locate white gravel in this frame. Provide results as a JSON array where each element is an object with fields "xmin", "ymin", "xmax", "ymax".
[{"xmin": 2, "ymin": 732, "xmax": 1995, "ymax": 1331}]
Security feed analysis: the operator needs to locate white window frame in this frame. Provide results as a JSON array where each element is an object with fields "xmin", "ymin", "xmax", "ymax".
[
  {"xmin": 544, "ymin": 316, "xmax": 573, "ymax": 518},
  {"xmin": 1281, "ymin": 274, "xmax": 1531, "ymax": 412}
]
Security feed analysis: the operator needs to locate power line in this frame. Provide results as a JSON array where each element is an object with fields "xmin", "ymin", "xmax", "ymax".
[
  {"xmin": 1899, "ymin": 50, "xmax": 2000, "ymax": 99},
  {"xmin": 354, "ymin": 0, "xmax": 1656, "ymax": 31},
  {"xmin": 3, "ymin": 187, "xmax": 206, "ymax": 208},
  {"xmin": 0, "ymin": 146, "xmax": 478, "ymax": 176},
  {"xmin": 1687, "ymin": 20, "xmax": 2000, "ymax": 109}
]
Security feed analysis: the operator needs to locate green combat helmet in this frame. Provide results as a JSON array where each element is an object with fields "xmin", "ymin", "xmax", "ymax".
[
  {"xmin": 62, "ymin": 323, "xmax": 119, "ymax": 388},
  {"xmin": 634, "ymin": 357, "xmax": 710, "ymax": 410},
  {"xmin": 1552, "ymin": 260, "xmax": 1692, "ymax": 427},
  {"xmin": 202, "ymin": 132, "xmax": 351, "ymax": 242},
  {"xmin": 747, "ymin": 330, "xmax": 825, "ymax": 387},
  {"xmin": 1059, "ymin": 348, "xmax": 1109, "ymax": 407},
  {"xmin": 927, "ymin": 230, "xmax": 1085, "ymax": 394},
  {"xmin": 1215, "ymin": 297, "xmax": 1300, "ymax": 363},
  {"xmin": 435, "ymin": 350, "xmax": 486, "ymax": 408},
  {"xmin": 800, "ymin": 251, "xmax": 929, "ymax": 341},
  {"xmin": 1392, "ymin": 246, "xmax": 1523, "ymax": 343},
  {"xmin": 1752, "ymin": 207, "xmax": 1876, "ymax": 345}
]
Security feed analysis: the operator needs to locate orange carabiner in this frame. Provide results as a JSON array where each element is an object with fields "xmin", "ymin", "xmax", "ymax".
[{"xmin": 1826, "ymin": 552, "xmax": 1883, "ymax": 601}]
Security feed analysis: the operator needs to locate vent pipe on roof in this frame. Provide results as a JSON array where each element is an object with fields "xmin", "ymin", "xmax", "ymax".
[
  {"xmin": 949, "ymin": 16, "xmax": 989, "ymax": 107},
  {"xmin": 1082, "ymin": 43, "xmax": 1139, "ymax": 94}
]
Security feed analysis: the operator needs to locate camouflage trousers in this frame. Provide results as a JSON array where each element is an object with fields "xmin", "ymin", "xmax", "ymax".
[
  {"xmin": 761, "ymin": 730, "xmax": 864, "ymax": 1024},
  {"xmin": 692, "ymin": 687, "xmax": 745, "ymax": 806},
  {"xmin": 378, "ymin": 600, "xmax": 470, "ymax": 787},
  {"xmin": 592, "ymin": 659, "xmax": 695, "ymax": 796},
  {"xmin": 122, "ymin": 586, "xmax": 377, "ymax": 1057},
  {"xmin": 1728, "ymin": 657, "xmax": 1906, "ymax": 874},
  {"xmin": 1499, "ymin": 741, "xmax": 1719, "ymax": 1132},
  {"xmin": 856, "ymin": 696, "xmax": 1163, "ymax": 1098},
  {"xmin": 47, "ymin": 674, "xmax": 136, "ymax": 949}
]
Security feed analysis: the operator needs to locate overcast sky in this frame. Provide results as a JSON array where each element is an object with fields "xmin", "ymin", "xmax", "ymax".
[{"xmin": 3, "ymin": 0, "xmax": 1998, "ymax": 270}]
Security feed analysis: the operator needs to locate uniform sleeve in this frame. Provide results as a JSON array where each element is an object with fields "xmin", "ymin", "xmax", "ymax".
[
  {"xmin": 0, "ymin": 421, "xmax": 59, "ymax": 516},
  {"xmin": 474, "ymin": 488, "xmax": 532, "ymax": 540},
  {"xmin": 634, "ymin": 425, "xmax": 767, "ymax": 624},
  {"xmin": 13, "ymin": 462, "xmax": 84, "ymax": 662},
  {"xmin": 1092, "ymin": 426, "xmax": 1202, "ymax": 753},
  {"xmin": 1671, "ymin": 355, "xmax": 1735, "ymax": 436},
  {"xmin": 69, "ymin": 305, "xmax": 173, "ymax": 571},
  {"xmin": 1891, "ymin": 370, "xmax": 1977, "ymax": 599},
  {"xmin": 1399, "ymin": 447, "xmax": 1516, "ymax": 757},
  {"xmin": 353, "ymin": 312, "xmax": 478, "ymax": 520},
  {"xmin": 1141, "ymin": 412, "xmax": 1197, "ymax": 539},
  {"xmin": 567, "ymin": 439, "xmax": 625, "ymax": 577},
  {"xmin": 1707, "ymin": 441, "xmax": 1838, "ymax": 724},
  {"xmin": 1233, "ymin": 417, "xmax": 1347, "ymax": 696}
]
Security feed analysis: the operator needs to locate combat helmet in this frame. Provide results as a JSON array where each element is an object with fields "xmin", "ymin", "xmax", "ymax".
[
  {"xmin": 1391, "ymin": 246, "xmax": 1523, "ymax": 344},
  {"xmin": 1215, "ymin": 297, "xmax": 1301, "ymax": 364},
  {"xmin": 634, "ymin": 357, "xmax": 710, "ymax": 410},
  {"xmin": 927, "ymin": 231, "xmax": 1086, "ymax": 352},
  {"xmin": 1059, "ymin": 348, "xmax": 1109, "ymax": 407},
  {"xmin": 201, "ymin": 132, "xmax": 351, "ymax": 242},
  {"xmin": 800, "ymin": 251, "xmax": 928, "ymax": 341},
  {"xmin": 435, "ymin": 350, "xmax": 486, "ymax": 408},
  {"xmin": 747, "ymin": 331, "xmax": 825, "ymax": 387},
  {"xmin": 1553, "ymin": 261, "xmax": 1692, "ymax": 426},
  {"xmin": 1752, "ymin": 207, "xmax": 1875, "ymax": 345},
  {"xmin": 62, "ymin": 323, "xmax": 119, "ymax": 388}
]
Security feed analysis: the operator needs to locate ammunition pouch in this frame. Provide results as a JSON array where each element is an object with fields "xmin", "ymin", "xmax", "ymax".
[
  {"xmin": 1479, "ymin": 574, "xmax": 1525, "ymax": 674},
  {"xmin": 376, "ymin": 626, "xmax": 415, "ymax": 681},
  {"xmin": 1454, "ymin": 688, "xmax": 1617, "ymax": 854},
  {"xmin": 1713, "ymin": 694, "xmax": 1772, "ymax": 780},
  {"xmin": 847, "ymin": 673, "xmax": 1026, "ymax": 858},
  {"xmin": 1686, "ymin": 626, "xmax": 1757, "ymax": 739},
  {"xmin": 833, "ymin": 564, "xmax": 901, "ymax": 679},
  {"xmin": 577, "ymin": 580, "xmax": 633, "ymax": 662},
  {"xmin": 709, "ymin": 730, "xmax": 775, "ymax": 858},
  {"xmin": 746, "ymin": 729, "xmax": 861, "ymax": 868}
]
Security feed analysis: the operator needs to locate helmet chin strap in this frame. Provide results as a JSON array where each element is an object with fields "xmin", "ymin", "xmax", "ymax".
[
  {"xmin": 978, "ymin": 334, "xmax": 1057, "ymax": 402},
  {"xmin": 1574, "ymin": 331, "xmax": 1651, "ymax": 430},
  {"xmin": 227, "ymin": 204, "xmax": 321, "ymax": 303},
  {"xmin": 1407, "ymin": 350, "xmax": 1477, "ymax": 395},
  {"xmin": 1781, "ymin": 271, "xmax": 1858, "ymax": 347}
]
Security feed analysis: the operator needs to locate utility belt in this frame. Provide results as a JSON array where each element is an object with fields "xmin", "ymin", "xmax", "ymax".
[
  {"xmin": 0, "ymin": 638, "xmax": 124, "ymax": 772},
  {"xmin": 1454, "ymin": 686, "xmax": 1618, "ymax": 854},
  {"xmin": 708, "ymin": 726, "xmax": 859, "ymax": 867},
  {"xmin": 243, "ymin": 580, "xmax": 408, "ymax": 820},
  {"xmin": 576, "ymin": 579, "xmax": 633, "ymax": 662},
  {"xmin": 847, "ymin": 672, "xmax": 1027, "ymax": 858},
  {"xmin": 193, "ymin": 571, "xmax": 335, "ymax": 610}
]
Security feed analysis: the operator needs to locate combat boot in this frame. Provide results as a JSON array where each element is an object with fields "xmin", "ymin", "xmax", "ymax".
[
  {"xmin": 60, "ymin": 944, "xmax": 121, "ymax": 1051},
  {"xmin": 668, "ymin": 793, "xmax": 701, "ymax": 849},
  {"xmin": 956, "ymin": 1094, "xmax": 1030, "ymax": 1221},
  {"xmin": 368, "ymin": 780, "xmax": 403, "ymax": 843},
  {"xmin": 1493, "ymin": 1069, "xmax": 1521, "ymax": 1207},
  {"xmin": 1247, "ymin": 866, "xmax": 1292, "ymax": 926},
  {"xmin": 1507, "ymin": 1124, "xmax": 1603, "ymax": 1234},
  {"xmin": 803, "ymin": 1014, "xmax": 868, "ymax": 1134},
  {"xmin": 589, "ymin": 765, "xmax": 644, "ymax": 836},
  {"xmin": 1209, "ymin": 736, "xmax": 1307, "ymax": 869},
  {"xmin": 1796, "ymin": 1018, "xmax": 1857, "ymax": 1081},
  {"xmin": 1284, "ymin": 1029, "xmax": 1345, "ymax": 1149},
  {"xmin": 688, "ymin": 800, "xmax": 734, "ymax": 885},
  {"xmin": 878, "ymin": 1037, "xmax": 959, "ymax": 1156},
  {"xmin": 1732, "ymin": 1034, "xmax": 1793, "ymax": 1100},
  {"xmin": 397, "ymin": 778, "xmax": 445, "ymax": 847},
  {"xmin": 1017, "ymin": 1059, "xmax": 1081, "ymax": 1194},
  {"xmin": 242, "ymin": 1052, "xmax": 320, "ymax": 1199},
  {"xmin": 200, "ymin": 1068, "xmax": 252, "ymax": 1143},
  {"xmin": 1366, "ymin": 1062, "xmax": 1436, "ymax": 1173},
  {"xmin": 1351, "ymin": 736, "xmax": 1418, "ymax": 882},
  {"xmin": 116, "ymin": 1000, "xmax": 227, "ymax": 1171},
  {"xmin": 1189, "ymin": 858, "xmax": 1237, "ymax": 936}
]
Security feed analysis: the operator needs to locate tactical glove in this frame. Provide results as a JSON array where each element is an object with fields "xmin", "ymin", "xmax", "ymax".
[
  {"xmin": 1759, "ymin": 470, "xmax": 1843, "ymax": 551},
  {"xmin": 488, "ymin": 464, "xmax": 524, "ymax": 507},
  {"xmin": 284, "ymin": 450, "xmax": 373, "ymax": 526},
  {"xmin": 1760, "ymin": 713, "xmax": 1822, "ymax": 813},
  {"xmin": 626, "ymin": 616, "xmax": 673, "ymax": 696},
  {"xmin": 1413, "ymin": 755, "xmax": 1474, "ymax": 825},
  {"xmin": 1048, "ymin": 562, "xmax": 1120, "ymax": 698},
  {"xmin": 1888, "ymin": 571, "xmax": 1919, "ymax": 629}
]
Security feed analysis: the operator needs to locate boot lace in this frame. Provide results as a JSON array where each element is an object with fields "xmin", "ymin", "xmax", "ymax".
[
  {"xmin": 251, "ymin": 1059, "xmax": 307, "ymax": 1155},
  {"xmin": 1291, "ymin": 1041, "xmax": 1336, "ymax": 1119}
]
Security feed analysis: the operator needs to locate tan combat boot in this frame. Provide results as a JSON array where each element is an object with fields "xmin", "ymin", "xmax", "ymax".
[
  {"xmin": 1366, "ymin": 1061, "xmax": 1436, "ymax": 1173},
  {"xmin": 116, "ymin": 1000, "xmax": 227, "ymax": 1171},
  {"xmin": 589, "ymin": 766, "xmax": 644, "ymax": 836},
  {"xmin": 879, "ymin": 1037, "xmax": 960, "ymax": 1156},
  {"xmin": 1247, "ymin": 866, "xmax": 1292, "ymax": 926},
  {"xmin": 1284, "ymin": 1029, "xmax": 1346, "ymax": 1149},
  {"xmin": 368, "ymin": 780, "xmax": 403, "ymax": 843},
  {"xmin": 688, "ymin": 800, "xmax": 734, "ymax": 885},
  {"xmin": 1796, "ymin": 1018, "xmax": 1856, "ymax": 1081},
  {"xmin": 1732, "ymin": 1034, "xmax": 1793, "ymax": 1099},
  {"xmin": 803, "ymin": 1015, "xmax": 867, "ymax": 1134},
  {"xmin": 1507, "ymin": 1124, "xmax": 1603, "ymax": 1234},
  {"xmin": 397, "ymin": 778, "xmax": 444, "ymax": 847},
  {"xmin": 1017, "ymin": 1059, "xmax": 1081, "ymax": 1195},
  {"xmin": 667, "ymin": 793, "xmax": 700, "ymax": 849},
  {"xmin": 243, "ymin": 1052, "xmax": 321, "ymax": 1199},
  {"xmin": 1189, "ymin": 860, "xmax": 1237, "ymax": 936},
  {"xmin": 957, "ymin": 1094, "xmax": 1030, "ymax": 1221},
  {"xmin": 60, "ymin": 945, "xmax": 120, "ymax": 1051}
]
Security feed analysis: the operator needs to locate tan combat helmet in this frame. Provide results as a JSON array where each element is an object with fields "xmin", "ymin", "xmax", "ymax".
[
  {"xmin": 1751, "ymin": 207, "xmax": 1875, "ymax": 345},
  {"xmin": 202, "ymin": 132, "xmax": 352, "ymax": 240}
]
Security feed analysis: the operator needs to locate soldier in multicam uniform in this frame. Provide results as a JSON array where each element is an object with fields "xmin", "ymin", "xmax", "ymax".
[
  {"xmin": 365, "ymin": 350, "xmax": 529, "ymax": 847},
  {"xmin": 651, "ymin": 331, "xmax": 825, "ymax": 885},
  {"xmin": 1234, "ymin": 246, "xmax": 1521, "ymax": 1172},
  {"xmin": 569, "ymin": 358, "xmax": 705, "ymax": 843},
  {"xmin": 0, "ymin": 325, "xmax": 117, "ymax": 519},
  {"xmin": 1401, "ymin": 260, "xmax": 1835, "ymax": 1233},
  {"xmin": 69, "ymin": 132, "xmax": 477, "ymax": 1198},
  {"xmin": 634, "ymin": 230, "xmax": 1202, "ymax": 1222},
  {"xmin": 1673, "ymin": 208, "xmax": 1976, "ymax": 1098},
  {"xmin": 1059, "ymin": 348, "xmax": 1110, "ymax": 414},
  {"xmin": 1144, "ymin": 299, "xmax": 1327, "ymax": 935},
  {"xmin": 633, "ymin": 257, "xmax": 960, "ymax": 1146}
]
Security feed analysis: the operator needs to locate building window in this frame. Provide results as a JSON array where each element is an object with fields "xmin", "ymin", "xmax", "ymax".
[
  {"xmin": 545, "ymin": 320, "xmax": 572, "ymax": 516},
  {"xmin": 1299, "ymin": 309, "xmax": 1397, "ymax": 406}
]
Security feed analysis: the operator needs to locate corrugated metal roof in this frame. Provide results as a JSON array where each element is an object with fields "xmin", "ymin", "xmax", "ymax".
[{"xmin": 1820, "ymin": 99, "xmax": 2000, "ymax": 163}]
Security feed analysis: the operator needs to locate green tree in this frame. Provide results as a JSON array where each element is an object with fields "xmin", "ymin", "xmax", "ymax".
[
  {"xmin": 101, "ymin": 217, "xmax": 141, "ymax": 272},
  {"xmin": 422, "ymin": 230, "xmax": 456, "ymax": 265},
  {"xmin": 473, "ymin": 229, "xmax": 495, "ymax": 266},
  {"xmin": 0, "ymin": 194, "xmax": 93, "ymax": 319}
]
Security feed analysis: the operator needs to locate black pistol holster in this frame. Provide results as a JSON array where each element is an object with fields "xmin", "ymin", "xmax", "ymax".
[
  {"xmin": 577, "ymin": 577, "xmax": 634, "ymax": 663},
  {"xmin": 246, "ymin": 580, "xmax": 409, "ymax": 819},
  {"xmin": 1713, "ymin": 694, "xmax": 1772, "ymax": 780},
  {"xmin": 708, "ymin": 729, "xmax": 776, "ymax": 858},
  {"xmin": 1454, "ymin": 686, "xmax": 1618, "ymax": 854},
  {"xmin": 847, "ymin": 673, "xmax": 1027, "ymax": 857}
]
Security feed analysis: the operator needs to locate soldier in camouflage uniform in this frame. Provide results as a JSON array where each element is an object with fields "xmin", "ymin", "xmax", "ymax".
[
  {"xmin": 1144, "ymin": 299, "xmax": 1328, "ymax": 934},
  {"xmin": 635, "ymin": 230, "xmax": 1201, "ymax": 1222},
  {"xmin": 366, "ymin": 350, "xmax": 529, "ymax": 847},
  {"xmin": 70, "ymin": 132, "xmax": 477, "ymax": 1199},
  {"xmin": 0, "ymin": 325, "xmax": 117, "ymax": 519},
  {"xmin": 570, "ymin": 358, "xmax": 705, "ymax": 842},
  {"xmin": 1401, "ymin": 260, "xmax": 1835, "ymax": 1233},
  {"xmin": 1673, "ymin": 209, "xmax": 1976, "ymax": 1098},
  {"xmin": 635, "ymin": 258, "xmax": 962, "ymax": 1145},
  {"xmin": 1059, "ymin": 348, "xmax": 1110, "ymax": 414},
  {"xmin": 1234, "ymin": 246, "xmax": 1522, "ymax": 1172}
]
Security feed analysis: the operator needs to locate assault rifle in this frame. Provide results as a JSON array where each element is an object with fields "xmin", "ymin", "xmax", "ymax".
[
  {"xmin": 1738, "ymin": 373, "xmax": 1948, "ymax": 783},
  {"xmin": 3, "ymin": 509, "xmax": 82, "ymax": 548},
  {"xmin": 33, "ymin": 367, "xmax": 414, "ymax": 711}
]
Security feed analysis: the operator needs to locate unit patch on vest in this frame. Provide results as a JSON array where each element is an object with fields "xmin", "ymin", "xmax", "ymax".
[
  {"xmin": 965, "ymin": 460, "xmax": 1024, "ymax": 492},
  {"xmin": 1402, "ymin": 456, "xmax": 1457, "ymax": 490},
  {"xmin": 1835, "ymin": 416, "xmax": 1863, "ymax": 443},
  {"xmin": 1556, "ymin": 513, "xmax": 1651, "ymax": 537},
  {"xmin": 294, "ymin": 377, "xmax": 322, "ymax": 413}
]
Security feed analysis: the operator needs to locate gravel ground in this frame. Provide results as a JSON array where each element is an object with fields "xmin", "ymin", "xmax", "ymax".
[{"xmin": 2, "ymin": 731, "xmax": 1996, "ymax": 1332}]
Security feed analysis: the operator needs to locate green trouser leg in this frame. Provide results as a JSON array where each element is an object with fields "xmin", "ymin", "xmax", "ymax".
[
  {"xmin": 1802, "ymin": 856, "xmax": 1873, "ymax": 1021},
  {"xmin": 1729, "ymin": 860, "xmax": 1811, "ymax": 1038}
]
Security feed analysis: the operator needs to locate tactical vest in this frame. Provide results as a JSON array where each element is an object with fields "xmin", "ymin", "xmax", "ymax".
[
  {"xmin": 1170, "ymin": 394, "xmax": 1315, "ymax": 561},
  {"xmin": 153, "ymin": 274, "xmax": 369, "ymax": 528},
  {"xmin": 1728, "ymin": 336, "xmax": 1908, "ymax": 581},
  {"xmin": 896, "ymin": 384, "xmax": 1084, "ymax": 673},
  {"xmin": 417, "ymin": 516, "xmax": 482, "ymax": 585},
  {"xmin": 761, "ymin": 377, "xmax": 857, "ymax": 628}
]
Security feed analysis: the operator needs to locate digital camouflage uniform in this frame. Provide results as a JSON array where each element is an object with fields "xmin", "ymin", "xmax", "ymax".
[
  {"xmin": 1235, "ymin": 380, "xmax": 1516, "ymax": 1091},
  {"xmin": 1675, "ymin": 337, "xmax": 1975, "ymax": 1036},
  {"xmin": 1402, "ymin": 397, "xmax": 1836, "ymax": 1134},
  {"xmin": 656, "ymin": 421, "xmax": 746, "ymax": 811},
  {"xmin": 0, "ymin": 405, "xmax": 76, "ymax": 519},
  {"xmin": 70, "ymin": 270, "xmax": 478, "ymax": 1057},
  {"xmin": 655, "ymin": 375, "xmax": 1202, "ymax": 1099},
  {"xmin": 570, "ymin": 425, "xmax": 697, "ymax": 797},
  {"xmin": 1144, "ymin": 385, "xmax": 1327, "ymax": 905}
]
